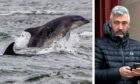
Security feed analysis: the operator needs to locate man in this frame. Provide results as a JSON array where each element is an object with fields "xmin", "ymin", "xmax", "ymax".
[{"xmin": 95, "ymin": 5, "xmax": 140, "ymax": 84}]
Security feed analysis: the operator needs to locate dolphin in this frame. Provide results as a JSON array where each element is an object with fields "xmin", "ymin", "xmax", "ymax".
[
  {"xmin": 3, "ymin": 15, "xmax": 90, "ymax": 55},
  {"xmin": 24, "ymin": 15, "xmax": 89, "ymax": 47}
]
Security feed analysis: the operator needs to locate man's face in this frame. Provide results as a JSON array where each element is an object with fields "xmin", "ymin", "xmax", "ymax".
[{"xmin": 109, "ymin": 14, "xmax": 130, "ymax": 38}]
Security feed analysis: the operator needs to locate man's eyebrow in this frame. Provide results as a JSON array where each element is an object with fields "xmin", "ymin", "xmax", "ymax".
[{"xmin": 113, "ymin": 20, "xmax": 128, "ymax": 22}]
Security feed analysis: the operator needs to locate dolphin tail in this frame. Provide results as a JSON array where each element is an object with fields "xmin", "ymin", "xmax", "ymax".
[
  {"xmin": 3, "ymin": 42, "xmax": 17, "ymax": 55},
  {"xmin": 3, "ymin": 42, "xmax": 40, "ymax": 56}
]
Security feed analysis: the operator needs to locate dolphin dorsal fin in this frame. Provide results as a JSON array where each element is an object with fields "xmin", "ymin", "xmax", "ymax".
[
  {"xmin": 3, "ymin": 42, "xmax": 17, "ymax": 55},
  {"xmin": 25, "ymin": 27, "xmax": 40, "ymax": 36}
]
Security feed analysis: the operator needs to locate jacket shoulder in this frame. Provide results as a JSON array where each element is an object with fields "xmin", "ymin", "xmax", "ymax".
[
  {"xmin": 129, "ymin": 39, "xmax": 140, "ymax": 48},
  {"xmin": 129, "ymin": 39, "xmax": 140, "ymax": 45}
]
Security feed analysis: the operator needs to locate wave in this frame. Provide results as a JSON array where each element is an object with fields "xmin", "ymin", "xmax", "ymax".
[
  {"xmin": 0, "ymin": 10, "xmax": 89, "ymax": 16},
  {"xmin": 79, "ymin": 31, "xmax": 92, "ymax": 38}
]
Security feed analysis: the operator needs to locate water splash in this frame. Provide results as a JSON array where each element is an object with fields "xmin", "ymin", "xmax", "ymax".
[
  {"xmin": 37, "ymin": 33, "xmax": 80, "ymax": 54},
  {"xmin": 79, "ymin": 31, "xmax": 92, "ymax": 38},
  {"xmin": 14, "ymin": 31, "xmax": 31, "ymax": 49}
]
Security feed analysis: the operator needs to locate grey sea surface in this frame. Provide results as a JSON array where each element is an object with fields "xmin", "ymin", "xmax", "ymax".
[{"xmin": 0, "ymin": 0, "xmax": 92, "ymax": 84}]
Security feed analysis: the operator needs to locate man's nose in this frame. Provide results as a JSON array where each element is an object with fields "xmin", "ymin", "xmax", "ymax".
[{"xmin": 118, "ymin": 23, "xmax": 123, "ymax": 30}]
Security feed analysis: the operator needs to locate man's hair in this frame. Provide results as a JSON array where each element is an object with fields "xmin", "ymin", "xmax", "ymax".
[{"xmin": 110, "ymin": 5, "xmax": 130, "ymax": 22}]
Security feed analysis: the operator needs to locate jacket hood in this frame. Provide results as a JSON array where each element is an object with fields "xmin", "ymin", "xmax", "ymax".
[{"xmin": 103, "ymin": 21, "xmax": 111, "ymax": 36}]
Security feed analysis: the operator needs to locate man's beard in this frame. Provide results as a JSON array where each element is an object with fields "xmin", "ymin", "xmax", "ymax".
[{"xmin": 112, "ymin": 31, "xmax": 128, "ymax": 38}]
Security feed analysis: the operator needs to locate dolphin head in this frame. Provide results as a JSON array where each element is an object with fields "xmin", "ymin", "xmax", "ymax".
[
  {"xmin": 69, "ymin": 15, "xmax": 90, "ymax": 29},
  {"xmin": 72, "ymin": 15, "xmax": 90, "ymax": 23}
]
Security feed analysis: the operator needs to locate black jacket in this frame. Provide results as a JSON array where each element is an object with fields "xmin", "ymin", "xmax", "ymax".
[{"xmin": 95, "ymin": 22, "xmax": 140, "ymax": 84}]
